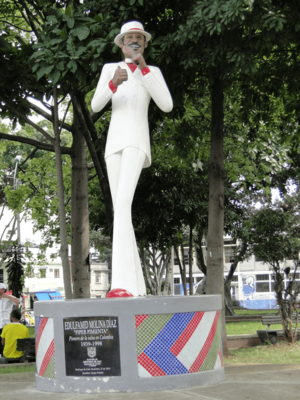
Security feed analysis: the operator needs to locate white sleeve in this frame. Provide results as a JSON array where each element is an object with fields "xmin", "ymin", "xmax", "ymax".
[
  {"xmin": 142, "ymin": 67, "xmax": 173, "ymax": 113},
  {"xmin": 91, "ymin": 64, "xmax": 115, "ymax": 113}
]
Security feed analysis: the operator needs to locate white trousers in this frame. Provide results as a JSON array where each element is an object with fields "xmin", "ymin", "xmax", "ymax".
[{"xmin": 106, "ymin": 147, "xmax": 147, "ymax": 296}]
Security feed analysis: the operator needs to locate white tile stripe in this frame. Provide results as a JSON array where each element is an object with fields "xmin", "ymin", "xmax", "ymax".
[
  {"xmin": 36, "ymin": 318, "xmax": 54, "ymax": 374},
  {"xmin": 138, "ymin": 363, "xmax": 152, "ymax": 377},
  {"xmin": 176, "ymin": 311, "xmax": 216, "ymax": 370},
  {"xmin": 214, "ymin": 353, "xmax": 222, "ymax": 370}
]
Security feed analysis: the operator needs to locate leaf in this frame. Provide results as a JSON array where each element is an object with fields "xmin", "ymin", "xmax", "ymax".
[
  {"xmin": 87, "ymin": 39, "xmax": 104, "ymax": 48},
  {"xmin": 32, "ymin": 64, "xmax": 39, "ymax": 73},
  {"xmin": 30, "ymin": 50, "xmax": 45, "ymax": 60},
  {"xmin": 65, "ymin": 5, "xmax": 73, "ymax": 18},
  {"xmin": 90, "ymin": 59, "xmax": 98, "ymax": 72},
  {"xmin": 48, "ymin": 69, "xmax": 61, "ymax": 85},
  {"xmin": 75, "ymin": 47, "xmax": 87, "ymax": 58},
  {"xmin": 60, "ymin": 25, "xmax": 68, "ymax": 39},
  {"xmin": 94, "ymin": 14, "xmax": 103, "ymax": 23},
  {"xmin": 55, "ymin": 61, "xmax": 65, "ymax": 71},
  {"xmin": 36, "ymin": 65, "xmax": 54, "ymax": 80},
  {"xmin": 46, "ymin": 15, "xmax": 58, "ymax": 23},
  {"xmin": 67, "ymin": 60, "xmax": 77, "ymax": 73},
  {"xmin": 96, "ymin": 42, "xmax": 107, "ymax": 54},
  {"xmin": 71, "ymin": 26, "xmax": 90, "ymax": 41},
  {"xmin": 50, "ymin": 38, "xmax": 63, "ymax": 46},
  {"xmin": 66, "ymin": 17, "xmax": 75, "ymax": 29}
]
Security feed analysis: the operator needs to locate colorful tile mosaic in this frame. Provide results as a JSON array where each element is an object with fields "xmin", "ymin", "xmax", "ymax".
[
  {"xmin": 135, "ymin": 311, "xmax": 222, "ymax": 377},
  {"xmin": 35, "ymin": 317, "xmax": 55, "ymax": 379}
]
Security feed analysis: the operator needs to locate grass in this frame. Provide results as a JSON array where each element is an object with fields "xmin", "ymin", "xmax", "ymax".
[
  {"xmin": 0, "ymin": 364, "xmax": 36, "ymax": 374},
  {"xmin": 226, "ymin": 309, "xmax": 297, "ymax": 335},
  {"xmin": 234, "ymin": 309, "xmax": 278, "ymax": 315},
  {"xmin": 28, "ymin": 327, "xmax": 35, "ymax": 338},
  {"xmin": 224, "ymin": 341, "xmax": 300, "ymax": 364},
  {"xmin": 226, "ymin": 321, "xmax": 283, "ymax": 335}
]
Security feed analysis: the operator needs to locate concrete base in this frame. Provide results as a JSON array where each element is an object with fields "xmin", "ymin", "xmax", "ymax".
[{"xmin": 34, "ymin": 295, "xmax": 224, "ymax": 393}]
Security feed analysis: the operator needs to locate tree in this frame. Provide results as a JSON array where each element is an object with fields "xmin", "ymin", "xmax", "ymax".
[
  {"xmin": 247, "ymin": 193, "xmax": 300, "ymax": 343},
  {"xmin": 4, "ymin": 245, "xmax": 25, "ymax": 298},
  {"xmin": 0, "ymin": 0, "xmax": 117, "ymax": 298}
]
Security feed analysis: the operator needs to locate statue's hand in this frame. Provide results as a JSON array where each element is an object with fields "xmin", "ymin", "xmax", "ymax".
[
  {"xmin": 131, "ymin": 53, "xmax": 147, "ymax": 70},
  {"xmin": 112, "ymin": 66, "xmax": 128, "ymax": 87}
]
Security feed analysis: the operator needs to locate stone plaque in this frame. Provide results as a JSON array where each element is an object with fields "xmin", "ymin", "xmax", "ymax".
[{"xmin": 63, "ymin": 316, "xmax": 121, "ymax": 376}]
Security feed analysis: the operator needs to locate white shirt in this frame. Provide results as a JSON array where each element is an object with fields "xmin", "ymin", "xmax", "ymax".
[{"xmin": 0, "ymin": 297, "xmax": 14, "ymax": 328}]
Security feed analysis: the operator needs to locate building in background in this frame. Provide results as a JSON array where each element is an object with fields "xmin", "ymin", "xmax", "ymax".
[{"xmin": 172, "ymin": 238, "xmax": 299, "ymax": 309}]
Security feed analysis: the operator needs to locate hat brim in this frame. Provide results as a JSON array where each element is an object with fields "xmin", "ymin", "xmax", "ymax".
[{"xmin": 114, "ymin": 30, "xmax": 151, "ymax": 46}]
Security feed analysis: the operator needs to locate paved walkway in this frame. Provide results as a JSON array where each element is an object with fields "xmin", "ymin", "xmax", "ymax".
[{"xmin": 1, "ymin": 364, "xmax": 300, "ymax": 400}]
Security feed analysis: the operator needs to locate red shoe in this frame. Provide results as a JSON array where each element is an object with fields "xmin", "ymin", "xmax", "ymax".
[{"xmin": 106, "ymin": 288, "xmax": 134, "ymax": 298}]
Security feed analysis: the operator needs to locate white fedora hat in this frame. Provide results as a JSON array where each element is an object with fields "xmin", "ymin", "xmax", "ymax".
[{"xmin": 114, "ymin": 21, "xmax": 151, "ymax": 46}]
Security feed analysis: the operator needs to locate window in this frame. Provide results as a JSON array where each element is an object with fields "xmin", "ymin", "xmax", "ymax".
[
  {"xmin": 255, "ymin": 255, "xmax": 265, "ymax": 262},
  {"xmin": 232, "ymin": 275, "xmax": 238, "ymax": 282},
  {"xmin": 95, "ymin": 271, "xmax": 101, "ymax": 283},
  {"xmin": 224, "ymin": 239, "xmax": 236, "ymax": 245},
  {"xmin": 256, "ymin": 282, "xmax": 270, "ymax": 292},
  {"xmin": 0, "ymin": 269, "xmax": 3, "ymax": 283},
  {"xmin": 174, "ymin": 278, "xmax": 180, "ymax": 284},
  {"xmin": 256, "ymin": 274, "xmax": 269, "ymax": 281},
  {"xmin": 225, "ymin": 247, "xmax": 235, "ymax": 263},
  {"xmin": 54, "ymin": 269, "xmax": 60, "ymax": 278}
]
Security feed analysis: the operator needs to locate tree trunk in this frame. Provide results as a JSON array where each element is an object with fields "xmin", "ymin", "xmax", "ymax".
[
  {"xmin": 195, "ymin": 229, "xmax": 207, "ymax": 275},
  {"xmin": 188, "ymin": 225, "xmax": 193, "ymax": 294},
  {"xmin": 163, "ymin": 250, "xmax": 173, "ymax": 295},
  {"xmin": 224, "ymin": 278, "xmax": 235, "ymax": 316},
  {"xmin": 75, "ymin": 94, "xmax": 114, "ymax": 238},
  {"xmin": 206, "ymin": 77, "xmax": 229, "ymax": 355},
  {"xmin": 70, "ymin": 117, "xmax": 90, "ymax": 298},
  {"xmin": 52, "ymin": 88, "xmax": 73, "ymax": 299},
  {"xmin": 174, "ymin": 243, "xmax": 187, "ymax": 295}
]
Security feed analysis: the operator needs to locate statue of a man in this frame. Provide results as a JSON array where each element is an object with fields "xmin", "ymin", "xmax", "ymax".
[{"xmin": 91, "ymin": 21, "xmax": 173, "ymax": 297}]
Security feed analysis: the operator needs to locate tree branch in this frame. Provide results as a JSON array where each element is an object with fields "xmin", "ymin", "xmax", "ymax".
[
  {"xmin": 0, "ymin": 132, "xmax": 72, "ymax": 154},
  {"xmin": 28, "ymin": 101, "xmax": 73, "ymax": 132}
]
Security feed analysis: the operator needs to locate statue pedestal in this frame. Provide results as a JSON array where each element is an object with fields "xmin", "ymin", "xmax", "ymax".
[{"xmin": 34, "ymin": 295, "xmax": 224, "ymax": 393}]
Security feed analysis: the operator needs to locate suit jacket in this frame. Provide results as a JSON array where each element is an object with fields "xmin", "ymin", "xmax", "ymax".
[{"xmin": 91, "ymin": 61, "xmax": 173, "ymax": 168}]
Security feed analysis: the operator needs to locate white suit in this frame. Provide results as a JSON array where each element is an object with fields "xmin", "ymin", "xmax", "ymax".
[
  {"xmin": 91, "ymin": 62, "xmax": 173, "ymax": 166},
  {"xmin": 91, "ymin": 61, "xmax": 173, "ymax": 296}
]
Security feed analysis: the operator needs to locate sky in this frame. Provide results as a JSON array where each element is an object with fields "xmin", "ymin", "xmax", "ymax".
[{"xmin": 1, "ymin": 208, "xmax": 42, "ymax": 245}]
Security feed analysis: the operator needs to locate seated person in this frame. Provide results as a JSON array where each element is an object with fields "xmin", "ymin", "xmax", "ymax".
[{"xmin": 1, "ymin": 309, "xmax": 29, "ymax": 363}]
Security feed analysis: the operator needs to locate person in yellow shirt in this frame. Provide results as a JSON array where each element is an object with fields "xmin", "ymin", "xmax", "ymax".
[{"xmin": 1, "ymin": 308, "xmax": 29, "ymax": 362}]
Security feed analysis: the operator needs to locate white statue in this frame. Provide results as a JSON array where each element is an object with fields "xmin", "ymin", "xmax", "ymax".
[{"xmin": 91, "ymin": 21, "xmax": 173, "ymax": 297}]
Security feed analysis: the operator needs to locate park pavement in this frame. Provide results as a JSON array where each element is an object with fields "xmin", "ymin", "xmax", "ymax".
[{"xmin": 1, "ymin": 363, "xmax": 300, "ymax": 400}]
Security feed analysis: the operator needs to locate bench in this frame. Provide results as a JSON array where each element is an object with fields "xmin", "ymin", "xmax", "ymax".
[
  {"xmin": 257, "ymin": 314, "xmax": 297, "ymax": 344},
  {"xmin": 5, "ymin": 338, "xmax": 36, "ymax": 364}
]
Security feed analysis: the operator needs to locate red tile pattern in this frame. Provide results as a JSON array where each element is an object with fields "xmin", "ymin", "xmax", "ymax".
[{"xmin": 39, "ymin": 338, "xmax": 55, "ymax": 377}]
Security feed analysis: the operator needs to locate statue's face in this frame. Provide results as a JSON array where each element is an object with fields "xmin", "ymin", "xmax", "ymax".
[{"xmin": 119, "ymin": 32, "xmax": 148, "ymax": 58}]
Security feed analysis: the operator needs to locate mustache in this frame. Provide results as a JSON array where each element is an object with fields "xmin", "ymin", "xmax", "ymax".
[{"xmin": 128, "ymin": 42, "xmax": 141, "ymax": 48}]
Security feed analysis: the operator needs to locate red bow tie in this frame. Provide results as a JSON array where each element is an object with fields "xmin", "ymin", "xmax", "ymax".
[{"xmin": 126, "ymin": 63, "xmax": 137, "ymax": 73}]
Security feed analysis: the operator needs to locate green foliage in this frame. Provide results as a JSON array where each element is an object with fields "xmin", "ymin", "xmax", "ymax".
[{"xmin": 30, "ymin": 2, "xmax": 115, "ymax": 90}]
